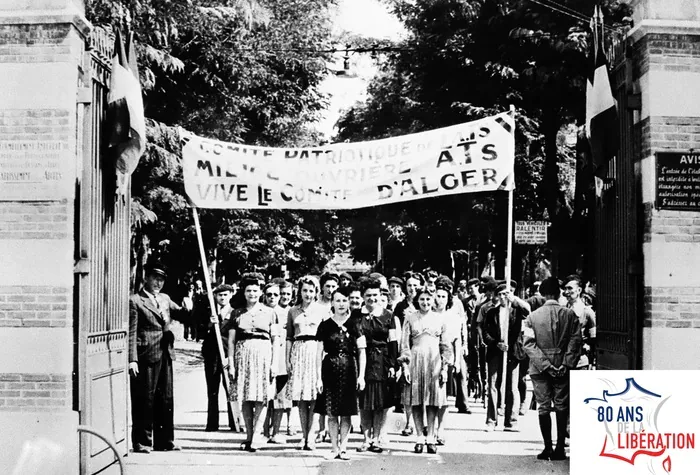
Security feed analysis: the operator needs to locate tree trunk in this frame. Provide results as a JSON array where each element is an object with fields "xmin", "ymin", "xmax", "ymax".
[{"xmin": 540, "ymin": 111, "xmax": 575, "ymax": 277}]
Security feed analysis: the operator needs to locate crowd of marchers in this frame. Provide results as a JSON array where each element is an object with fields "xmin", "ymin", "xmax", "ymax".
[{"xmin": 128, "ymin": 262, "xmax": 597, "ymax": 462}]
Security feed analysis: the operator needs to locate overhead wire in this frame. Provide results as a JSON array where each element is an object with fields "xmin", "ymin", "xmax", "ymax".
[
  {"xmin": 525, "ymin": 0, "xmax": 621, "ymax": 34},
  {"xmin": 211, "ymin": 0, "xmax": 626, "ymax": 56}
]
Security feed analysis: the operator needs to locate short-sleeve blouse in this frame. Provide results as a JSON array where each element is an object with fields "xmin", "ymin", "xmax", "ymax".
[
  {"xmin": 286, "ymin": 302, "xmax": 326, "ymax": 340},
  {"xmin": 230, "ymin": 303, "xmax": 276, "ymax": 339},
  {"xmin": 315, "ymin": 316, "xmax": 364, "ymax": 356}
]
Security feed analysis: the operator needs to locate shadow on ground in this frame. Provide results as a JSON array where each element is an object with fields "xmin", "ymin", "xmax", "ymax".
[
  {"xmin": 318, "ymin": 452, "xmax": 569, "ymax": 475},
  {"xmin": 174, "ymin": 346, "xmax": 205, "ymax": 368}
]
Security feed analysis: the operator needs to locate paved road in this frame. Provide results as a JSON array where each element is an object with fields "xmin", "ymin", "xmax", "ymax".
[{"xmin": 121, "ymin": 339, "xmax": 570, "ymax": 475}]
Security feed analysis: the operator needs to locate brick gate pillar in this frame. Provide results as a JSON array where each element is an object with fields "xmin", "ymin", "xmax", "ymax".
[
  {"xmin": 0, "ymin": 0, "xmax": 89, "ymax": 472},
  {"xmin": 627, "ymin": 0, "xmax": 700, "ymax": 368}
]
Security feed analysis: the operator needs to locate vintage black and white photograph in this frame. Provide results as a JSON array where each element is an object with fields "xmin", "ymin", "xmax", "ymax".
[{"xmin": 1, "ymin": 0, "xmax": 699, "ymax": 474}]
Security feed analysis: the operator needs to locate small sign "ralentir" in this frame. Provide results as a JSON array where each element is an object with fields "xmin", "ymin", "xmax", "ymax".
[{"xmin": 515, "ymin": 220, "xmax": 548, "ymax": 245}]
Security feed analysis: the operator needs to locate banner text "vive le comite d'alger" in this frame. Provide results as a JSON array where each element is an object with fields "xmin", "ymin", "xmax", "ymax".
[{"xmin": 182, "ymin": 112, "xmax": 515, "ymax": 210}]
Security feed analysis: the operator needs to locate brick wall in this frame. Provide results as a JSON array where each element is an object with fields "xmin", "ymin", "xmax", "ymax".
[
  {"xmin": 0, "ymin": 109, "xmax": 71, "ymax": 141},
  {"xmin": 632, "ymin": 33, "xmax": 700, "ymax": 80},
  {"xmin": 636, "ymin": 29, "xmax": 700, "ymax": 338},
  {"xmin": 0, "ymin": 202, "xmax": 70, "ymax": 240},
  {"xmin": 0, "ymin": 286, "xmax": 70, "ymax": 327},
  {"xmin": 0, "ymin": 24, "xmax": 76, "ymax": 63},
  {"xmin": 635, "ymin": 116, "xmax": 700, "ymax": 160},
  {"xmin": 643, "ymin": 286, "xmax": 700, "ymax": 328},
  {"xmin": 0, "ymin": 373, "xmax": 70, "ymax": 411}
]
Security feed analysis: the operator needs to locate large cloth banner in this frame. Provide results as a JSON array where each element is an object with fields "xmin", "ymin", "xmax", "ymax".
[{"xmin": 182, "ymin": 112, "xmax": 515, "ymax": 210}]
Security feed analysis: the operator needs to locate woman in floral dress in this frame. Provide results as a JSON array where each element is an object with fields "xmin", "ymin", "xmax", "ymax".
[
  {"xmin": 314, "ymin": 287, "xmax": 366, "ymax": 460},
  {"xmin": 433, "ymin": 278, "xmax": 463, "ymax": 446},
  {"xmin": 399, "ymin": 287, "xmax": 452, "ymax": 454},
  {"xmin": 227, "ymin": 277, "xmax": 279, "ymax": 452},
  {"xmin": 394, "ymin": 272, "xmax": 424, "ymax": 437},
  {"xmin": 286, "ymin": 276, "xmax": 326, "ymax": 450}
]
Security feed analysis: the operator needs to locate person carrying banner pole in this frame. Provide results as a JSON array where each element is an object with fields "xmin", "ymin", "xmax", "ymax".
[
  {"xmin": 192, "ymin": 208, "xmax": 242, "ymax": 432},
  {"xmin": 499, "ymin": 105, "xmax": 516, "ymax": 429}
]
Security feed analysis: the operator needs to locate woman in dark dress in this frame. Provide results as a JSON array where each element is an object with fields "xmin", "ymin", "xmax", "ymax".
[
  {"xmin": 353, "ymin": 277, "xmax": 399, "ymax": 453},
  {"xmin": 314, "ymin": 287, "xmax": 367, "ymax": 460}
]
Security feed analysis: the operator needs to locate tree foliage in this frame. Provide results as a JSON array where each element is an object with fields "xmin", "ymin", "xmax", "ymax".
[
  {"xmin": 87, "ymin": 0, "xmax": 344, "ymax": 288},
  {"xmin": 335, "ymin": 0, "xmax": 630, "ymax": 279}
]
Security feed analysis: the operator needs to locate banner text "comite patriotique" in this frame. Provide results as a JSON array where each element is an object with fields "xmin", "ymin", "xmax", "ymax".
[{"xmin": 181, "ymin": 112, "xmax": 515, "ymax": 209}]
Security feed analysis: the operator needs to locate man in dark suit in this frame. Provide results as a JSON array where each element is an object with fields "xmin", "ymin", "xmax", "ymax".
[
  {"xmin": 129, "ymin": 261, "xmax": 185, "ymax": 453},
  {"xmin": 482, "ymin": 283, "xmax": 530, "ymax": 432},
  {"xmin": 202, "ymin": 284, "xmax": 236, "ymax": 431}
]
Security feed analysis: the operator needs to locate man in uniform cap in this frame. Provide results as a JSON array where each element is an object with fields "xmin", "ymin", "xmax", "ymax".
[
  {"xmin": 522, "ymin": 277, "xmax": 581, "ymax": 460},
  {"xmin": 202, "ymin": 284, "xmax": 236, "ymax": 431},
  {"xmin": 129, "ymin": 260, "xmax": 186, "ymax": 452}
]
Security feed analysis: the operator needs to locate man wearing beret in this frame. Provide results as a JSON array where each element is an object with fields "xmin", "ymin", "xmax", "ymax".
[
  {"xmin": 129, "ymin": 261, "xmax": 186, "ymax": 453},
  {"xmin": 522, "ymin": 277, "xmax": 581, "ymax": 460},
  {"xmin": 203, "ymin": 284, "xmax": 236, "ymax": 431},
  {"xmin": 482, "ymin": 282, "xmax": 530, "ymax": 432},
  {"xmin": 339, "ymin": 272, "xmax": 354, "ymax": 288}
]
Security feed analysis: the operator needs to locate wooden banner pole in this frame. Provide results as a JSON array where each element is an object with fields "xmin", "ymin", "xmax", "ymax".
[
  {"xmin": 192, "ymin": 207, "xmax": 242, "ymax": 431},
  {"xmin": 500, "ymin": 105, "xmax": 516, "ymax": 420}
]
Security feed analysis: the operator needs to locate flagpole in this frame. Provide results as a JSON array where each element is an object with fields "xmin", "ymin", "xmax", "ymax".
[
  {"xmin": 192, "ymin": 207, "xmax": 242, "ymax": 432},
  {"xmin": 500, "ymin": 104, "xmax": 516, "ymax": 418}
]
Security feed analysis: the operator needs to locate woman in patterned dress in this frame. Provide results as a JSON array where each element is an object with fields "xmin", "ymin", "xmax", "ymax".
[
  {"xmin": 314, "ymin": 287, "xmax": 366, "ymax": 460},
  {"xmin": 433, "ymin": 278, "xmax": 462, "ymax": 446},
  {"xmin": 394, "ymin": 272, "xmax": 424, "ymax": 437},
  {"xmin": 262, "ymin": 281, "xmax": 292, "ymax": 444},
  {"xmin": 353, "ymin": 278, "xmax": 399, "ymax": 453},
  {"xmin": 399, "ymin": 287, "xmax": 452, "ymax": 454},
  {"xmin": 286, "ymin": 276, "xmax": 325, "ymax": 450},
  {"xmin": 227, "ymin": 277, "xmax": 279, "ymax": 452}
]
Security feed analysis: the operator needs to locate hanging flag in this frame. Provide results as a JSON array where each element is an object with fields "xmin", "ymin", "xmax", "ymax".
[
  {"xmin": 106, "ymin": 29, "xmax": 146, "ymax": 198},
  {"xmin": 376, "ymin": 236, "xmax": 383, "ymax": 265},
  {"xmin": 585, "ymin": 6, "xmax": 619, "ymax": 179}
]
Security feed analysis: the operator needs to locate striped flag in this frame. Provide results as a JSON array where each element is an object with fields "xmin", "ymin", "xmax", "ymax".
[
  {"xmin": 107, "ymin": 29, "xmax": 146, "ymax": 198},
  {"xmin": 585, "ymin": 6, "xmax": 619, "ymax": 178}
]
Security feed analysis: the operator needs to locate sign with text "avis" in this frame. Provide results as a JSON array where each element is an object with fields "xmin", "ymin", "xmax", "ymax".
[{"xmin": 181, "ymin": 112, "xmax": 514, "ymax": 210}]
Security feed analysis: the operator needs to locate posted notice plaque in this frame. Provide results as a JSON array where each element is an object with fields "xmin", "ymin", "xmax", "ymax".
[
  {"xmin": 515, "ymin": 220, "xmax": 548, "ymax": 245},
  {"xmin": 656, "ymin": 152, "xmax": 700, "ymax": 211},
  {"xmin": 0, "ymin": 140, "xmax": 71, "ymax": 201}
]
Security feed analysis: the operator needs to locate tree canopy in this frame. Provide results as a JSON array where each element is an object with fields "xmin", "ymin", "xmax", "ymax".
[
  {"xmin": 87, "ymin": 0, "xmax": 347, "ymax": 288},
  {"xmin": 335, "ymin": 0, "xmax": 630, "ymax": 281}
]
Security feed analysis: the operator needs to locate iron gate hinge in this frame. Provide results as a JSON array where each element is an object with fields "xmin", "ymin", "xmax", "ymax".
[
  {"xmin": 77, "ymin": 87, "xmax": 92, "ymax": 104},
  {"xmin": 626, "ymin": 93, "xmax": 641, "ymax": 110},
  {"xmin": 74, "ymin": 258, "xmax": 91, "ymax": 275}
]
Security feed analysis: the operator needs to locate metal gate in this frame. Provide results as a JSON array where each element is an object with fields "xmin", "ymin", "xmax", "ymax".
[
  {"xmin": 74, "ymin": 26, "xmax": 130, "ymax": 474},
  {"xmin": 593, "ymin": 43, "xmax": 642, "ymax": 370}
]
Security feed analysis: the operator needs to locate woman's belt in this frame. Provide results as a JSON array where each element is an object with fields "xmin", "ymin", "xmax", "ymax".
[
  {"xmin": 295, "ymin": 335, "xmax": 317, "ymax": 342},
  {"xmin": 238, "ymin": 333, "xmax": 269, "ymax": 341}
]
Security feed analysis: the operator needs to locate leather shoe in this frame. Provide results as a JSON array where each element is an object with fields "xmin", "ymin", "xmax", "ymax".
[
  {"xmin": 133, "ymin": 444, "xmax": 152, "ymax": 454},
  {"xmin": 551, "ymin": 448, "xmax": 567, "ymax": 460},
  {"xmin": 537, "ymin": 448, "xmax": 553, "ymax": 460}
]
